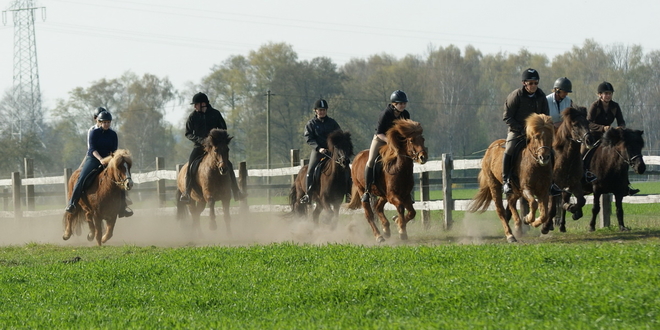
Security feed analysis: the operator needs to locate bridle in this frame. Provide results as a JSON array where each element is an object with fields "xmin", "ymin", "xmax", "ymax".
[
  {"xmin": 113, "ymin": 161, "xmax": 133, "ymax": 190},
  {"xmin": 615, "ymin": 149, "xmax": 642, "ymax": 168}
]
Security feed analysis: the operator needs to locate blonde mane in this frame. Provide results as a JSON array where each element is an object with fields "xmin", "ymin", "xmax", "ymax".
[
  {"xmin": 380, "ymin": 119, "xmax": 424, "ymax": 172},
  {"xmin": 525, "ymin": 113, "xmax": 554, "ymax": 140}
]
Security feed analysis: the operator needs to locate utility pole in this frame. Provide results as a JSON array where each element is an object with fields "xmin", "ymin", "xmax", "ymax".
[
  {"xmin": 264, "ymin": 90, "xmax": 275, "ymax": 205},
  {"xmin": 3, "ymin": 0, "xmax": 46, "ymax": 141}
]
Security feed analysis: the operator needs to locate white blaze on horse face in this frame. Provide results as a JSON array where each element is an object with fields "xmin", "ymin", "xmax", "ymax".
[{"xmin": 124, "ymin": 162, "xmax": 133, "ymax": 190}]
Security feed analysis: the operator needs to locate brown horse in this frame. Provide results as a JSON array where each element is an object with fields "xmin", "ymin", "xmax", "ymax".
[
  {"xmin": 289, "ymin": 130, "xmax": 354, "ymax": 225},
  {"xmin": 348, "ymin": 119, "xmax": 427, "ymax": 242},
  {"xmin": 468, "ymin": 113, "xmax": 554, "ymax": 242},
  {"xmin": 543, "ymin": 107, "xmax": 598, "ymax": 232},
  {"xmin": 62, "ymin": 149, "xmax": 134, "ymax": 246},
  {"xmin": 176, "ymin": 129, "xmax": 234, "ymax": 235},
  {"xmin": 579, "ymin": 128, "xmax": 645, "ymax": 232}
]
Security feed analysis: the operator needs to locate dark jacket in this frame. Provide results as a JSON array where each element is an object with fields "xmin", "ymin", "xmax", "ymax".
[
  {"xmin": 587, "ymin": 99, "xmax": 625, "ymax": 133},
  {"xmin": 304, "ymin": 115, "xmax": 341, "ymax": 151},
  {"xmin": 376, "ymin": 104, "xmax": 410, "ymax": 135},
  {"xmin": 185, "ymin": 106, "xmax": 227, "ymax": 146},
  {"xmin": 503, "ymin": 87, "xmax": 549, "ymax": 133},
  {"xmin": 87, "ymin": 127, "xmax": 118, "ymax": 158}
]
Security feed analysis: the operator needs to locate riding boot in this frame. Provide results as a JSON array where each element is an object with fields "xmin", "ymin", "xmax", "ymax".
[
  {"xmin": 118, "ymin": 190, "xmax": 133, "ymax": 218},
  {"xmin": 361, "ymin": 166, "xmax": 373, "ymax": 202},
  {"xmin": 300, "ymin": 170, "xmax": 314, "ymax": 204},
  {"xmin": 628, "ymin": 185, "xmax": 640, "ymax": 196},
  {"xmin": 229, "ymin": 168, "xmax": 244, "ymax": 202},
  {"xmin": 180, "ymin": 169, "xmax": 192, "ymax": 204},
  {"xmin": 502, "ymin": 154, "xmax": 513, "ymax": 195}
]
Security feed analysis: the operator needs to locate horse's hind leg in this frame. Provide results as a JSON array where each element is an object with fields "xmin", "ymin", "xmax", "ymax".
[
  {"xmin": 362, "ymin": 199, "xmax": 383, "ymax": 242},
  {"xmin": 374, "ymin": 197, "xmax": 391, "ymax": 240},
  {"xmin": 208, "ymin": 199, "xmax": 217, "ymax": 231},
  {"xmin": 614, "ymin": 194, "xmax": 629, "ymax": 231},
  {"xmin": 92, "ymin": 218, "xmax": 103, "ymax": 246},
  {"xmin": 589, "ymin": 192, "xmax": 602, "ymax": 232},
  {"xmin": 221, "ymin": 199, "xmax": 232, "ymax": 236},
  {"xmin": 102, "ymin": 218, "xmax": 117, "ymax": 244}
]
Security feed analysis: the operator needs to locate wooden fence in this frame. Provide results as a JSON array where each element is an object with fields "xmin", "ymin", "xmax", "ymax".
[{"xmin": 2, "ymin": 153, "xmax": 659, "ymax": 231}]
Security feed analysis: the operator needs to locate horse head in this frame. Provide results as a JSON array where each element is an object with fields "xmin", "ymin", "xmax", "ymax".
[
  {"xmin": 327, "ymin": 130, "xmax": 354, "ymax": 169},
  {"xmin": 204, "ymin": 129, "xmax": 233, "ymax": 176},
  {"xmin": 559, "ymin": 106, "xmax": 598, "ymax": 149},
  {"xmin": 106, "ymin": 149, "xmax": 133, "ymax": 191},
  {"xmin": 525, "ymin": 113, "xmax": 554, "ymax": 166},
  {"xmin": 603, "ymin": 127, "xmax": 646, "ymax": 174}
]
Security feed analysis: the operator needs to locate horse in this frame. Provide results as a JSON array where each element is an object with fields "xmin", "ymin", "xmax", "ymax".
[
  {"xmin": 288, "ymin": 130, "xmax": 354, "ymax": 225},
  {"xmin": 62, "ymin": 149, "xmax": 134, "ymax": 246},
  {"xmin": 176, "ymin": 129, "xmax": 234, "ymax": 235},
  {"xmin": 543, "ymin": 107, "xmax": 598, "ymax": 233},
  {"xmin": 348, "ymin": 119, "xmax": 427, "ymax": 242},
  {"xmin": 468, "ymin": 113, "xmax": 554, "ymax": 243},
  {"xmin": 563, "ymin": 127, "xmax": 645, "ymax": 232}
]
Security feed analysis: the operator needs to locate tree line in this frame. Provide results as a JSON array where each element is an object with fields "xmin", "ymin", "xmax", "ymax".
[{"xmin": 0, "ymin": 39, "xmax": 658, "ymax": 178}]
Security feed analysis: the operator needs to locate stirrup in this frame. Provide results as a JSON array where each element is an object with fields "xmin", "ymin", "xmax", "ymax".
[
  {"xmin": 502, "ymin": 180, "xmax": 513, "ymax": 195},
  {"xmin": 119, "ymin": 207, "xmax": 133, "ymax": 218},
  {"xmin": 299, "ymin": 194, "xmax": 310, "ymax": 204},
  {"xmin": 585, "ymin": 171, "xmax": 597, "ymax": 183},
  {"xmin": 361, "ymin": 192, "xmax": 370, "ymax": 202},
  {"xmin": 179, "ymin": 194, "xmax": 190, "ymax": 204},
  {"xmin": 550, "ymin": 184, "xmax": 563, "ymax": 197}
]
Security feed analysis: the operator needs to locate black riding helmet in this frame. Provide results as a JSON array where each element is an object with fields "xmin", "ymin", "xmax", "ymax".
[
  {"xmin": 598, "ymin": 81, "xmax": 614, "ymax": 93},
  {"xmin": 522, "ymin": 68, "xmax": 540, "ymax": 81},
  {"xmin": 93, "ymin": 107, "xmax": 106, "ymax": 119},
  {"xmin": 390, "ymin": 90, "xmax": 408, "ymax": 103},
  {"xmin": 553, "ymin": 77, "xmax": 572, "ymax": 92},
  {"xmin": 97, "ymin": 111, "xmax": 112, "ymax": 122},
  {"xmin": 191, "ymin": 92, "xmax": 210, "ymax": 105},
  {"xmin": 314, "ymin": 99, "xmax": 328, "ymax": 109}
]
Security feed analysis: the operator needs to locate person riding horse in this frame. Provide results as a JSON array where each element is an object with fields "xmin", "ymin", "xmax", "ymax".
[
  {"xmin": 299, "ymin": 99, "xmax": 342, "ymax": 204},
  {"xmin": 65, "ymin": 110, "xmax": 132, "ymax": 217},
  {"xmin": 361, "ymin": 90, "xmax": 411, "ymax": 203},
  {"xmin": 180, "ymin": 92, "xmax": 244, "ymax": 203}
]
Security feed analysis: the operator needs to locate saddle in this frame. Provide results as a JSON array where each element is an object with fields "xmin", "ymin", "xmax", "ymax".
[
  {"xmin": 367, "ymin": 155, "xmax": 386, "ymax": 196},
  {"xmin": 186, "ymin": 155, "xmax": 205, "ymax": 197},
  {"xmin": 309, "ymin": 156, "xmax": 330, "ymax": 188},
  {"xmin": 81, "ymin": 165, "xmax": 105, "ymax": 192}
]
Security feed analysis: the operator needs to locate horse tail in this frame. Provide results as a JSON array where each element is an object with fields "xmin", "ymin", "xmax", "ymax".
[
  {"xmin": 467, "ymin": 170, "xmax": 493, "ymax": 213},
  {"xmin": 347, "ymin": 183, "xmax": 362, "ymax": 209}
]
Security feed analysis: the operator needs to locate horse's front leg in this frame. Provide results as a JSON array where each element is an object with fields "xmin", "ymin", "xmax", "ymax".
[
  {"xmin": 374, "ymin": 197, "xmax": 390, "ymax": 240},
  {"xmin": 506, "ymin": 195, "xmax": 523, "ymax": 241},
  {"xmin": 102, "ymin": 217, "xmax": 117, "ymax": 243},
  {"xmin": 614, "ymin": 193, "xmax": 629, "ymax": 231},
  {"xmin": 589, "ymin": 192, "xmax": 602, "ymax": 232},
  {"xmin": 535, "ymin": 194, "xmax": 552, "ymax": 233},
  {"xmin": 522, "ymin": 189, "xmax": 538, "ymax": 225},
  {"xmin": 207, "ymin": 198, "xmax": 217, "ymax": 231},
  {"xmin": 92, "ymin": 217, "xmax": 103, "ymax": 246},
  {"xmin": 361, "ymin": 197, "xmax": 382, "ymax": 242},
  {"xmin": 63, "ymin": 213, "xmax": 74, "ymax": 240},
  {"xmin": 311, "ymin": 200, "xmax": 324, "ymax": 225},
  {"xmin": 395, "ymin": 201, "xmax": 415, "ymax": 241},
  {"xmin": 221, "ymin": 198, "xmax": 232, "ymax": 236}
]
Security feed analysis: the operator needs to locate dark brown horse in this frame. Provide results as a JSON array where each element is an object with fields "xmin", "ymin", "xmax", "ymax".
[
  {"xmin": 289, "ymin": 130, "xmax": 354, "ymax": 225},
  {"xmin": 176, "ymin": 129, "xmax": 234, "ymax": 235},
  {"xmin": 348, "ymin": 119, "xmax": 427, "ymax": 242},
  {"xmin": 468, "ymin": 113, "xmax": 554, "ymax": 242},
  {"xmin": 62, "ymin": 149, "xmax": 134, "ymax": 246},
  {"xmin": 543, "ymin": 107, "xmax": 598, "ymax": 232},
  {"xmin": 571, "ymin": 127, "xmax": 645, "ymax": 232}
]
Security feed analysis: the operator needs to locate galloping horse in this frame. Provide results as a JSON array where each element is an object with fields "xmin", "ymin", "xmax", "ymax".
[
  {"xmin": 289, "ymin": 130, "xmax": 354, "ymax": 225},
  {"xmin": 62, "ymin": 149, "xmax": 133, "ymax": 246},
  {"xmin": 577, "ymin": 127, "xmax": 645, "ymax": 232},
  {"xmin": 468, "ymin": 113, "xmax": 554, "ymax": 242},
  {"xmin": 544, "ymin": 107, "xmax": 597, "ymax": 232},
  {"xmin": 176, "ymin": 129, "xmax": 234, "ymax": 235},
  {"xmin": 348, "ymin": 119, "xmax": 427, "ymax": 242}
]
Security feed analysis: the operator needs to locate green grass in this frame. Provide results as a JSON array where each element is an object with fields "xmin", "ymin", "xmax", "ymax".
[{"xmin": 1, "ymin": 242, "xmax": 659, "ymax": 329}]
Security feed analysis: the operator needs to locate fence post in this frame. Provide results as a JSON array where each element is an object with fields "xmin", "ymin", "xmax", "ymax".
[
  {"xmin": 24, "ymin": 158, "xmax": 34, "ymax": 211},
  {"xmin": 156, "ymin": 157, "xmax": 166, "ymax": 207},
  {"xmin": 441, "ymin": 153, "xmax": 453, "ymax": 230},
  {"xmin": 290, "ymin": 149, "xmax": 300, "ymax": 185},
  {"xmin": 12, "ymin": 172, "xmax": 22, "ymax": 219},
  {"xmin": 3, "ymin": 187, "xmax": 8, "ymax": 211},
  {"xmin": 599, "ymin": 193, "xmax": 611, "ymax": 228},
  {"xmin": 239, "ymin": 161, "xmax": 248, "ymax": 213},
  {"xmin": 420, "ymin": 171, "xmax": 430, "ymax": 229}
]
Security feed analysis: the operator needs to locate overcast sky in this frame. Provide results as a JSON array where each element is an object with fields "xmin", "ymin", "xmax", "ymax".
[{"xmin": 2, "ymin": 0, "xmax": 660, "ymax": 125}]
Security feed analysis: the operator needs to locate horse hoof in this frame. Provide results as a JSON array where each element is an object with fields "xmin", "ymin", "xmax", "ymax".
[
  {"xmin": 589, "ymin": 227, "xmax": 596, "ymax": 232},
  {"xmin": 376, "ymin": 236, "xmax": 385, "ymax": 243},
  {"xmin": 559, "ymin": 226, "xmax": 566, "ymax": 233},
  {"xmin": 62, "ymin": 234, "xmax": 70, "ymax": 241},
  {"xmin": 399, "ymin": 233, "xmax": 408, "ymax": 240},
  {"xmin": 506, "ymin": 236, "xmax": 518, "ymax": 243},
  {"xmin": 87, "ymin": 233, "xmax": 94, "ymax": 241},
  {"xmin": 572, "ymin": 210, "xmax": 583, "ymax": 220},
  {"xmin": 620, "ymin": 226, "xmax": 630, "ymax": 232}
]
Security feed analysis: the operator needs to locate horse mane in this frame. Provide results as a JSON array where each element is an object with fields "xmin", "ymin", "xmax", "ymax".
[
  {"xmin": 203, "ymin": 128, "xmax": 233, "ymax": 151},
  {"xmin": 381, "ymin": 119, "xmax": 423, "ymax": 171},
  {"xmin": 327, "ymin": 130, "xmax": 354, "ymax": 158},
  {"xmin": 556, "ymin": 107, "xmax": 586, "ymax": 137},
  {"xmin": 103, "ymin": 149, "xmax": 132, "ymax": 170},
  {"xmin": 602, "ymin": 127, "xmax": 645, "ymax": 149},
  {"xmin": 525, "ymin": 113, "xmax": 554, "ymax": 139}
]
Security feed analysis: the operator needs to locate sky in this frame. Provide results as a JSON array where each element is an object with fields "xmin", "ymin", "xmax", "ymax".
[{"xmin": 1, "ymin": 0, "xmax": 660, "ymax": 125}]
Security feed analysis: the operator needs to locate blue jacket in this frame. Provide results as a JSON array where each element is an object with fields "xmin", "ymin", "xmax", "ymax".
[{"xmin": 87, "ymin": 127, "xmax": 118, "ymax": 158}]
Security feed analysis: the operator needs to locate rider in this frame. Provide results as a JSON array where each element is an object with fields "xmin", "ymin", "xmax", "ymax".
[
  {"xmin": 180, "ymin": 92, "xmax": 244, "ymax": 203},
  {"xmin": 299, "ymin": 99, "xmax": 341, "ymax": 204},
  {"xmin": 546, "ymin": 77, "xmax": 574, "ymax": 126},
  {"xmin": 65, "ymin": 111, "xmax": 133, "ymax": 217},
  {"xmin": 586, "ymin": 82, "xmax": 639, "ymax": 196},
  {"xmin": 502, "ymin": 68, "xmax": 551, "ymax": 195},
  {"xmin": 361, "ymin": 90, "xmax": 410, "ymax": 203}
]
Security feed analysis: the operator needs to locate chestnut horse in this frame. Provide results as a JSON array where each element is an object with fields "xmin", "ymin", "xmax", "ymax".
[
  {"xmin": 176, "ymin": 129, "xmax": 234, "ymax": 235},
  {"xmin": 289, "ymin": 130, "xmax": 354, "ymax": 225},
  {"xmin": 348, "ymin": 119, "xmax": 427, "ymax": 242},
  {"xmin": 543, "ymin": 107, "xmax": 598, "ymax": 233},
  {"xmin": 572, "ymin": 128, "xmax": 645, "ymax": 232},
  {"xmin": 468, "ymin": 113, "xmax": 554, "ymax": 242},
  {"xmin": 62, "ymin": 149, "xmax": 134, "ymax": 246}
]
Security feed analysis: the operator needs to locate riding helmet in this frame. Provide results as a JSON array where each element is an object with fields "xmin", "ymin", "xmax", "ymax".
[
  {"xmin": 553, "ymin": 77, "xmax": 572, "ymax": 93},
  {"xmin": 597, "ymin": 81, "xmax": 614, "ymax": 93},
  {"xmin": 191, "ymin": 92, "xmax": 210, "ymax": 105},
  {"xmin": 521, "ymin": 68, "xmax": 540, "ymax": 81},
  {"xmin": 93, "ymin": 107, "xmax": 107, "ymax": 119},
  {"xmin": 390, "ymin": 90, "xmax": 408, "ymax": 103},
  {"xmin": 97, "ymin": 110, "xmax": 112, "ymax": 122},
  {"xmin": 314, "ymin": 99, "xmax": 328, "ymax": 109}
]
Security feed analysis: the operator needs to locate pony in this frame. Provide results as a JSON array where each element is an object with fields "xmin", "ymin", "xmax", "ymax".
[
  {"xmin": 288, "ymin": 130, "xmax": 354, "ymax": 225},
  {"xmin": 468, "ymin": 113, "xmax": 554, "ymax": 243},
  {"xmin": 176, "ymin": 129, "xmax": 234, "ymax": 235},
  {"xmin": 62, "ymin": 149, "xmax": 134, "ymax": 246},
  {"xmin": 564, "ymin": 127, "xmax": 645, "ymax": 232},
  {"xmin": 543, "ymin": 107, "xmax": 598, "ymax": 232},
  {"xmin": 348, "ymin": 119, "xmax": 427, "ymax": 242}
]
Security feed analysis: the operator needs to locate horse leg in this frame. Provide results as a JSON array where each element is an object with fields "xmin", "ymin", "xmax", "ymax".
[
  {"xmin": 361, "ymin": 197, "xmax": 383, "ymax": 242},
  {"xmin": 396, "ymin": 200, "xmax": 416, "ymax": 241},
  {"xmin": 63, "ymin": 213, "xmax": 74, "ymax": 240},
  {"xmin": 188, "ymin": 201, "xmax": 203, "ymax": 237},
  {"xmin": 102, "ymin": 217, "xmax": 117, "ymax": 243},
  {"xmin": 374, "ymin": 197, "xmax": 391, "ymax": 240},
  {"xmin": 86, "ymin": 212, "xmax": 95, "ymax": 242},
  {"xmin": 312, "ymin": 201, "xmax": 323, "ymax": 225},
  {"xmin": 522, "ymin": 190, "xmax": 538, "ymax": 225},
  {"xmin": 589, "ymin": 192, "xmax": 602, "ymax": 232},
  {"xmin": 490, "ymin": 186, "xmax": 516, "ymax": 243},
  {"xmin": 614, "ymin": 194, "xmax": 629, "ymax": 231},
  {"xmin": 507, "ymin": 195, "xmax": 524, "ymax": 240},
  {"xmin": 221, "ymin": 198, "xmax": 232, "ymax": 236},
  {"xmin": 535, "ymin": 195, "xmax": 551, "ymax": 233},
  {"xmin": 570, "ymin": 193, "xmax": 586, "ymax": 221},
  {"xmin": 207, "ymin": 199, "xmax": 217, "ymax": 231},
  {"xmin": 93, "ymin": 217, "xmax": 103, "ymax": 246}
]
